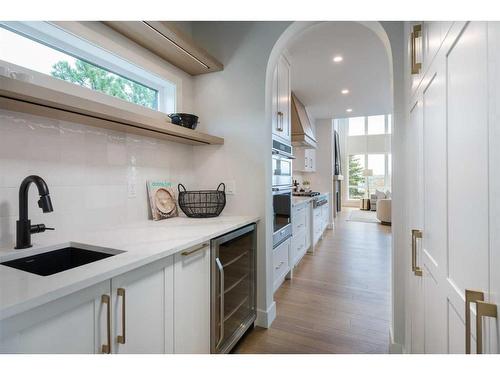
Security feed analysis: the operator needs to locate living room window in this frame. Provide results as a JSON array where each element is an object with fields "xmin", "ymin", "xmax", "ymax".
[
  {"xmin": 348, "ymin": 116, "xmax": 365, "ymax": 136},
  {"xmin": 348, "ymin": 154, "xmax": 366, "ymax": 199},
  {"xmin": 0, "ymin": 22, "xmax": 176, "ymax": 113},
  {"xmin": 348, "ymin": 153, "xmax": 391, "ymax": 199},
  {"xmin": 342, "ymin": 113, "xmax": 392, "ymax": 202}
]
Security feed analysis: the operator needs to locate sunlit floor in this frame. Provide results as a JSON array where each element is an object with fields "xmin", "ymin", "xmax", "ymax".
[{"xmin": 233, "ymin": 207, "xmax": 392, "ymax": 354}]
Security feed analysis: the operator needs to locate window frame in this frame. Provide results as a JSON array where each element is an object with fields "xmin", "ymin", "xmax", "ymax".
[{"xmin": 0, "ymin": 21, "xmax": 177, "ymax": 114}]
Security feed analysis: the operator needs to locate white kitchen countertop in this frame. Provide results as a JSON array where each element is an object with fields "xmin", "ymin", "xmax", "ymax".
[
  {"xmin": 292, "ymin": 192, "xmax": 329, "ymax": 207},
  {"xmin": 0, "ymin": 215, "xmax": 259, "ymax": 320}
]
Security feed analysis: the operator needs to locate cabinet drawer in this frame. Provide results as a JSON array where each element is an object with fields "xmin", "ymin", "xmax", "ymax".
[
  {"xmin": 273, "ymin": 239, "xmax": 290, "ymax": 289},
  {"xmin": 313, "ymin": 208, "xmax": 322, "ymax": 224},
  {"xmin": 292, "ymin": 208, "xmax": 306, "ymax": 233},
  {"xmin": 291, "ymin": 232, "xmax": 306, "ymax": 264}
]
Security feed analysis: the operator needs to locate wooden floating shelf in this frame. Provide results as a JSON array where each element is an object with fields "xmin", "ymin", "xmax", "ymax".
[
  {"xmin": 103, "ymin": 21, "xmax": 224, "ymax": 76},
  {"xmin": 0, "ymin": 76, "xmax": 224, "ymax": 146}
]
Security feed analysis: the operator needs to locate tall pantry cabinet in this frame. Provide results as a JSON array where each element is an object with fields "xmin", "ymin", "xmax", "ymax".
[{"xmin": 405, "ymin": 21, "xmax": 500, "ymax": 354}]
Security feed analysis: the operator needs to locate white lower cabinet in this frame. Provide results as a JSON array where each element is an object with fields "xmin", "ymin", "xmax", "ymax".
[
  {"xmin": 291, "ymin": 231, "xmax": 306, "ymax": 265},
  {"xmin": 290, "ymin": 202, "xmax": 311, "ymax": 267},
  {"xmin": 312, "ymin": 207, "xmax": 323, "ymax": 246},
  {"xmin": 173, "ymin": 242, "xmax": 210, "ymax": 354},
  {"xmin": 272, "ymin": 238, "xmax": 290, "ymax": 293},
  {"xmin": 321, "ymin": 201, "xmax": 329, "ymax": 231},
  {"xmin": 111, "ymin": 256, "xmax": 174, "ymax": 354},
  {"xmin": 0, "ymin": 242, "xmax": 211, "ymax": 354},
  {"xmin": 0, "ymin": 281, "xmax": 109, "ymax": 354}
]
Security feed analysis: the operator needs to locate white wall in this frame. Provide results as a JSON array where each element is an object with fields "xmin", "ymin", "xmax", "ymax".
[
  {"xmin": 380, "ymin": 21, "xmax": 406, "ymax": 353},
  {"xmin": 190, "ymin": 21, "xmax": 290, "ymax": 327},
  {"xmin": 0, "ymin": 22, "xmax": 200, "ymax": 249},
  {"xmin": 0, "ymin": 109, "xmax": 195, "ymax": 248}
]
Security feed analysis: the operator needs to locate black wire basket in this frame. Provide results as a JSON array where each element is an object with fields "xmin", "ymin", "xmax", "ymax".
[{"xmin": 177, "ymin": 183, "xmax": 226, "ymax": 218}]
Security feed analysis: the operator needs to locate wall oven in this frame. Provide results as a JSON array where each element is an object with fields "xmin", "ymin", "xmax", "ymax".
[
  {"xmin": 210, "ymin": 223, "xmax": 256, "ymax": 354},
  {"xmin": 272, "ymin": 186, "xmax": 292, "ymax": 248},
  {"xmin": 272, "ymin": 137, "xmax": 293, "ymax": 248},
  {"xmin": 272, "ymin": 138, "xmax": 294, "ymax": 188}
]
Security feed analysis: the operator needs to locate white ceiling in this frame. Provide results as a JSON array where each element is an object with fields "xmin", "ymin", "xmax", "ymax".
[{"xmin": 286, "ymin": 22, "xmax": 391, "ymax": 121}]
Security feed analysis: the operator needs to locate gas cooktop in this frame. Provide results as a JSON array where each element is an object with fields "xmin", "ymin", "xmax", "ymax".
[{"xmin": 293, "ymin": 191, "xmax": 320, "ymax": 197}]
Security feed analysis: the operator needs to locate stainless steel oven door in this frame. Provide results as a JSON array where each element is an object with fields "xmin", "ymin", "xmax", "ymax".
[
  {"xmin": 272, "ymin": 154, "xmax": 293, "ymax": 188},
  {"xmin": 272, "ymin": 187, "xmax": 292, "ymax": 248}
]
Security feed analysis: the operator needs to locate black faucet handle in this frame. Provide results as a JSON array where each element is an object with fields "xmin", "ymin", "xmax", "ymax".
[{"xmin": 30, "ymin": 224, "xmax": 55, "ymax": 233}]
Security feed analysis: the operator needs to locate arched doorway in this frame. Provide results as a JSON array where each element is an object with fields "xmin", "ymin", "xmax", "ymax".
[{"xmin": 257, "ymin": 21, "xmax": 404, "ymax": 354}]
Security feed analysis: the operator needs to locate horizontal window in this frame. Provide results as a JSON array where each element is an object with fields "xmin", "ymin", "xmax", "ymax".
[{"xmin": 0, "ymin": 22, "xmax": 175, "ymax": 113}]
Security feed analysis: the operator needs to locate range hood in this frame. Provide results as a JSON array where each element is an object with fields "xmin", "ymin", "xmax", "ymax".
[{"xmin": 291, "ymin": 92, "xmax": 317, "ymax": 148}]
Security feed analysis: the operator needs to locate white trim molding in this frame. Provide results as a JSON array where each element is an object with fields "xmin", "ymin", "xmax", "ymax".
[{"xmin": 255, "ymin": 301, "xmax": 276, "ymax": 328}]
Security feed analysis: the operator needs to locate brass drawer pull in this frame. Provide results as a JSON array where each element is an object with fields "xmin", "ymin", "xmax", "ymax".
[
  {"xmin": 182, "ymin": 243, "xmax": 208, "ymax": 256},
  {"xmin": 411, "ymin": 229, "xmax": 423, "ymax": 276},
  {"xmin": 117, "ymin": 288, "xmax": 126, "ymax": 344},
  {"xmin": 411, "ymin": 24, "xmax": 422, "ymax": 75},
  {"xmin": 101, "ymin": 294, "xmax": 111, "ymax": 354},
  {"xmin": 465, "ymin": 289, "xmax": 498, "ymax": 354}
]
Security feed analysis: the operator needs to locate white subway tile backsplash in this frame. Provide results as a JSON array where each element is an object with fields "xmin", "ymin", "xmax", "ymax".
[{"xmin": 0, "ymin": 108, "xmax": 195, "ymax": 248}]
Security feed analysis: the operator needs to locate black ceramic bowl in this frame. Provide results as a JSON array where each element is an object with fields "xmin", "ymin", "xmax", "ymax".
[{"xmin": 168, "ymin": 113, "xmax": 199, "ymax": 130}]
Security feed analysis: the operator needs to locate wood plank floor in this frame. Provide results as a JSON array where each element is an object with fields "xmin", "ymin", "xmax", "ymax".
[{"xmin": 233, "ymin": 207, "xmax": 391, "ymax": 354}]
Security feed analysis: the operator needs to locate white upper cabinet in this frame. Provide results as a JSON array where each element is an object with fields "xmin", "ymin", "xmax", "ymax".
[
  {"xmin": 293, "ymin": 148, "xmax": 316, "ymax": 173},
  {"xmin": 111, "ymin": 257, "xmax": 174, "ymax": 354},
  {"xmin": 173, "ymin": 242, "xmax": 211, "ymax": 354},
  {"xmin": 272, "ymin": 55, "xmax": 291, "ymax": 142}
]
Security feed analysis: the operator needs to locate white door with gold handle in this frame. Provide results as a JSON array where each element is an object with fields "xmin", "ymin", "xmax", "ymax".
[
  {"xmin": 112, "ymin": 256, "xmax": 174, "ymax": 354},
  {"xmin": 465, "ymin": 289, "xmax": 498, "ymax": 354}
]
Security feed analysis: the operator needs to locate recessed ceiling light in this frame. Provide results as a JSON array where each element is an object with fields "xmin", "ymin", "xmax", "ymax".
[
  {"xmin": 333, "ymin": 56, "xmax": 343, "ymax": 63},
  {"xmin": 346, "ymin": 108, "xmax": 353, "ymax": 113},
  {"xmin": 341, "ymin": 89, "xmax": 349, "ymax": 95}
]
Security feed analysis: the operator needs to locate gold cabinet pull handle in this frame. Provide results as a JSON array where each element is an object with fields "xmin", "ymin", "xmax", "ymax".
[
  {"xmin": 475, "ymin": 301, "xmax": 497, "ymax": 354},
  {"xmin": 465, "ymin": 289, "xmax": 497, "ymax": 354},
  {"xmin": 117, "ymin": 288, "xmax": 126, "ymax": 344},
  {"xmin": 411, "ymin": 229, "xmax": 423, "ymax": 276},
  {"xmin": 277, "ymin": 111, "xmax": 284, "ymax": 131},
  {"xmin": 465, "ymin": 289, "xmax": 484, "ymax": 354},
  {"xmin": 101, "ymin": 294, "xmax": 111, "ymax": 354},
  {"xmin": 182, "ymin": 243, "xmax": 208, "ymax": 256},
  {"xmin": 411, "ymin": 24, "xmax": 422, "ymax": 74}
]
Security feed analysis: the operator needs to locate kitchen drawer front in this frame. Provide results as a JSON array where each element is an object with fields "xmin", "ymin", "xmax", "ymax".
[
  {"xmin": 313, "ymin": 208, "xmax": 322, "ymax": 225},
  {"xmin": 292, "ymin": 207, "xmax": 306, "ymax": 233},
  {"xmin": 273, "ymin": 239, "xmax": 290, "ymax": 291},
  {"xmin": 291, "ymin": 231, "xmax": 306, "ymax": 265}
]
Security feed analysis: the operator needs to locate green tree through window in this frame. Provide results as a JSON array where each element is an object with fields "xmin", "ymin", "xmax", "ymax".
[
  {"xmin": 51, "ymin": 60, "xmax": 157, "ymax": 109},
  {"xmin": 349, "ymin": 155, "xmax": 365, "ymax": 199}
]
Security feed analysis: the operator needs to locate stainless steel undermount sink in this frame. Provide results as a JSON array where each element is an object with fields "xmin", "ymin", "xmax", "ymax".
[{"xmin": 0, "ymin": 244, "xmax": 124, "ymax": 276}]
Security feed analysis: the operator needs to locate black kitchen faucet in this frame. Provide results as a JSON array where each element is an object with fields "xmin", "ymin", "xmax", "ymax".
[{"xmin": 15, "ymin": 175, "xmax": 54, "ymax": 249}]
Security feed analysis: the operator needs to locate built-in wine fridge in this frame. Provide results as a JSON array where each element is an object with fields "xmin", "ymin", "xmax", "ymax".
[{"xmin": 210, "ymin": 223, "xmax": 256, "ymax": 353}]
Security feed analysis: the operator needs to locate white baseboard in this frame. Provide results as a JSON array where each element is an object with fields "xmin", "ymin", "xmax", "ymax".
[
  {"xmin": 255, "ymin": 301, "xmax": 276, "ymax": 328},
  {"xmin": 389, "ymin": 328, "xmax": 404, "ymax": 354}
]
